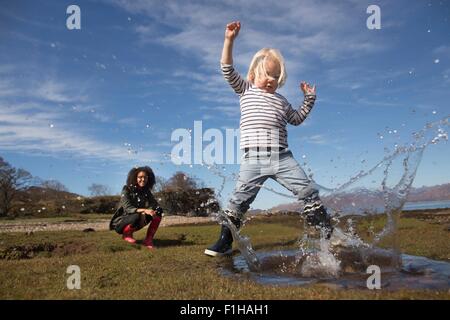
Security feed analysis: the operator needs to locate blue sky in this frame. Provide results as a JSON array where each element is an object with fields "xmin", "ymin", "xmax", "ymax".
[{"xmin": 0, "ymin": 0, "xmax": 449, "ymax": 210}]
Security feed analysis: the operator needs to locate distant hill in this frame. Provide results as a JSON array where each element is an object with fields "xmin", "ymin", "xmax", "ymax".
[
  {"xmin": 17, "ymin": 186, "xmax": 82, "ymax": 202},
  {"xmin": 13, "ymin": 186, "xmax": 94, "ymax": 215},
  {"xmin": 270, "ymin": 183, "xmax": 450, "ymax": 213},
  {"xmin": 407, "ymin": 184, "xmax": 450, "ymax": 202}
]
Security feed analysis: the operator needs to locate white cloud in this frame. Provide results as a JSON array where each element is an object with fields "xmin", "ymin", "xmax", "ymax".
[
  {"xmin": 202, "ymin": 114, "xmax": 214, "ymax": 120},
  {"xmin": 215, "ymin": 105, "xmax": 240, "ymax": 118},
  {"xmin": 8, "ymin": 30, "xmax": 62, "ymax": 49},
  {"xmin": 299, "ymin": 134, "xmax": 329, "ymax": 145},
  {"xmin": 108, "ymin": 0, "xmax": 386, "ymax": 68},
  {"xmin": 0, "ymin": 7, "xmax": 58, "ymax": 30},
  {"xmin": 297, "ymin": 133, "xmax": 347, "ymax": 148},
  {"xmin": 132, "ymin": 66, "xmax": 156, "ymax": 76},
  {"xmin": 0, "ymin": 101, "xmax": 160, "ymax": 162},
  {"xmin": 355, "ymin": 97, "xmax": 403, "ymax": 108},
  {"xmin": 0, "ymin": 80, "xmax": 19, "ymax": 96},
  {"xmin": 199, "ymin": 105, "xmax": 239, "ymax": 118},
  {"xmin": 0, "ymin": 69, "xmax": 158, "ymax": 162},
  {"xmin": 323, "ymin": 66, "xmax": 410, "ymax": 94},
  {"xmin": 2, "ymin": 70, "xmax": 132, "ymax": 127},
  {"xmin": 105, "ymin": 0, "xmax": 389, "ymax": 120},
  {"xmin": 433, "ymin": 45, "xmax": 450, "ymax": 57},
  {"xmin": 443, "ymin": 68, "xmax": 450, "ymax": 83},
  {"xmin": 0, "ymin": 64, "xmax": 15, "ymax": 74},
  {"xmin": 306, "ymin": 134, "xmax": 328, "ymax": 145},
  {"xmin": 34, "ymin": 80, "xmax": 87, "ymax": 103},
  {"xmin": 117, "ymin": 117, "xmax": 137, "ymax": 126}
]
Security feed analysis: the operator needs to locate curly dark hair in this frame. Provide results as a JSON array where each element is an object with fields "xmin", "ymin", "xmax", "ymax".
[{"xmin": 126, "ymin": 166, "xmax": 156, "ymax": 191}]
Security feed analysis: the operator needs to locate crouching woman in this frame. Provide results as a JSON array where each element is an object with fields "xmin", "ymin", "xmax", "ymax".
[{"xmin": 110, "ymin": 166, "xmax": 163, "ymax": 249}]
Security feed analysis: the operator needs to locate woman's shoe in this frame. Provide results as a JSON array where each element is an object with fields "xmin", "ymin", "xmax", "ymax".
[
  {"xmin": 142, "ymin": 216, "xmax": 162, "ymax": 249},
  {"xmin": 122, "ymin": 224, "xmax": 136, "ymax": 244}
]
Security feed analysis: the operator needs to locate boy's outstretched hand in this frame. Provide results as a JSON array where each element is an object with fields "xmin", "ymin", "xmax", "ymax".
[
  {"xmin": 300, "ymin": 81, "xmax": 316, "ymax": 95},
  {"xmin": 225, "ymin": 21, "xmax": 241, "ymax": 41}
]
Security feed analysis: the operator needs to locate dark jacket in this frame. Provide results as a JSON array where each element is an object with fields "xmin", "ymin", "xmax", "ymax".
[{"xmin": 109, "ymin": 185, "xmax": 158, "ymax": 231}]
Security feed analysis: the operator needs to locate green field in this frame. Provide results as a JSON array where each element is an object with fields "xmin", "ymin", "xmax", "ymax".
[{"xmin": 0, "ymin": 212, "xmax": 449, "ymax": 299}]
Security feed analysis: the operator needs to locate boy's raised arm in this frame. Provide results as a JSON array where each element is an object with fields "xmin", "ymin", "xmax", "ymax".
[
  {"xmin": 286, "ymin": 82, "xmax": 317, "ymax": 126},
  {"xmin": 221, "ymin": 21, "xmax": 249, "ymax": 95},
  {"xmin": 221, "ymin": 21, "xmax": 240, "ymax": 65}
]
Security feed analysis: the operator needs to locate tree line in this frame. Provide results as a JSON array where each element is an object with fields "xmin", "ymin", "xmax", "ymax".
[{"xmin": 0, "ymin": 156, "xmax": 220, "ymax": 218}]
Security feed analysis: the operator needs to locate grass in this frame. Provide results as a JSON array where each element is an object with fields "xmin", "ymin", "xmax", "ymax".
[{"xmin": 0, "ymin": 212, "xmax": 449, "ymax": 299}]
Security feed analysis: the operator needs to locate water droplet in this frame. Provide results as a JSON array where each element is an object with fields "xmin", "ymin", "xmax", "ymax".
[
  {"xmin": 146, "ymin": 124, "xmax": 150, "ymax": 128},
  {"xmin": 432, "ymin": 111, "xmax": 437, "ymax": 115},
  {"xmin": 427, "ymin": 29, "xmax": 431, "ymax": 33},
  {"xmin": 127, "ymin": 17, "xmax": 132, "ymax": 21},
  {"xmin": 49, "ymin": 124, "xmax": 54, "ymax": 128},
  {"xmin": 20, "ymin": 208, "xmax": 25, "ymax": 212},
  {"xmin": 302, "ymin": 155, "xmax": 307, "ymax": 159},
  {"xmin": 96, "ymin": 62, "xmax": 107, "ymax": 69},
  {"xmin": 50, "ymin": 43, "xmax": 56, "ymax": 48},
  {"xmin": 434, "ymin": 59, "xmax": 440, "ymax": 64}
]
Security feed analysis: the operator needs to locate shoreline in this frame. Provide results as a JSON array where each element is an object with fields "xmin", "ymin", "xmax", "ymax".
[
  {"xmin": 0, "ymin": 215, "xmax": 215, "ymax": 233},
  {"xmin": 0, "ymin": 208, "xmax": 449, "ymax": 234}
]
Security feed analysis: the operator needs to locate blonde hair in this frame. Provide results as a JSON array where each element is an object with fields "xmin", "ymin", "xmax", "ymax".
[{"xmin": 247, "ymin": 48, "xmax": 287, "ymax": 88}]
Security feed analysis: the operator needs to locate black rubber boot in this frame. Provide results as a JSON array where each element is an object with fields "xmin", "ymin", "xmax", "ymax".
[
  {"xmin": 204, "ymin": 224, "xmax": 234, "ymax": 256},
  {"xmin": 303, "ymin": 201, "xmax": 333, "ymax": 239}
]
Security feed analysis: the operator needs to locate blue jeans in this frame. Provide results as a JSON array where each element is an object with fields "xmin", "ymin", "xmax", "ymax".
[{"xmin": 227, "ymin": 148, "xmax": 319, "ymax": 219}]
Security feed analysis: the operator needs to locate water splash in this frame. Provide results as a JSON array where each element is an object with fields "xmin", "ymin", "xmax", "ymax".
[
  {"xmin": 299, "ymin": 234, "xmax": 341, "ymax": 278},
  {"xmin": 217, "ymin": 116, "xmax": 449, "ymax": 281},
  {"xmin": 223, "ymin": 249, "xmax": 450, "ymax": 290}
]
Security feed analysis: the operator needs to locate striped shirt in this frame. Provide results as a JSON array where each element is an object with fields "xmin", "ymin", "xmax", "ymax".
[{"xmin": 221, "ymin": 63, "xmax": 316, "ymax": 149}]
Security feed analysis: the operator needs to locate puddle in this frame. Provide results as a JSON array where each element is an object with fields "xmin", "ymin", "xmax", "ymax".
[{"xmin": 221, "ymin": 247, "xmax": 450, "ymax": 290}]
